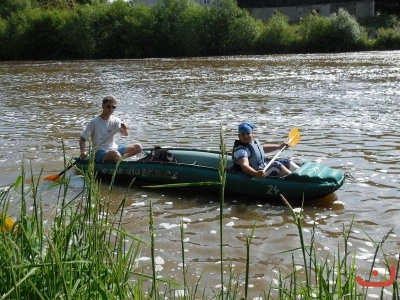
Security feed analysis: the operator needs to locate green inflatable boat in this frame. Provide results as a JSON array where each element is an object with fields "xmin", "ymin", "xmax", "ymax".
[{"xmin": 74, "ymin": 148, "xmax": 346, "ymax": 202}]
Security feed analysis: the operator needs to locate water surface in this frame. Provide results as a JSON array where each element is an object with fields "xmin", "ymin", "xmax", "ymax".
[{"xmin": 1, "ymin": 51, "xmax": 399, "ymax": 297}]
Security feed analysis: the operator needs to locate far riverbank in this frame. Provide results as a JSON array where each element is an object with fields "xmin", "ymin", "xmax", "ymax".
[{"xmin": 0, "ymin": 0, "xmax": 399, "ymax": 60}]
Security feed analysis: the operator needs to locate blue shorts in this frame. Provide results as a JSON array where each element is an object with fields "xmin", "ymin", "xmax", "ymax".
[
  {"xmin": 95, "ymin": 145, "xmax": 126, "ymax": 163},
  {"xmin": 266, "ymin": 158, "xmax": 291, "ymax": 177}
]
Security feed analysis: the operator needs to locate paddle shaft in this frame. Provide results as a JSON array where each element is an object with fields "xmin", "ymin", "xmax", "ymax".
[
  {"xmin": 54, "ymin": 159, "xmax": 81, "ymax": 178},
  {"xmin": 262, "ymin": 131, "xmax": 299, "ymax": 173},
  {"xmin": 262, "ymin": 145, "xmax": 287, "ymax": 173}
]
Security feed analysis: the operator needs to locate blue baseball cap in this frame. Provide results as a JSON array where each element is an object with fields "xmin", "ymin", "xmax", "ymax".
[{"xmin": 238, "ymin": 122, "xmax": 256, "ymax": 134}]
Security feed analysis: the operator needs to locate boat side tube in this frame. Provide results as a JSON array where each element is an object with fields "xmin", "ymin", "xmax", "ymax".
[{"xmin": 285, "ymin": 161, "xmax": 345, "ymax": 184}]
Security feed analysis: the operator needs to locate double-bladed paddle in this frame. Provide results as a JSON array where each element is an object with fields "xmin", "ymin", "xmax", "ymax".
[
  {"xmin": 44, "ymin": 126, "xmax": 122, "ymax": 181},
  {"xmin": 43, "ymin": 158, "xmax": 83, "ymax": 182},
  {"xmin": 262, "ymin": 127, "xmax": 300, "ymax": 173}
]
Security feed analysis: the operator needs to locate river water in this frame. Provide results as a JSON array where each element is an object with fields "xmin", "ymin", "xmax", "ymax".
[{"xmin": 1, "ymin": 51, "xmax": 399, "ymax": 298}]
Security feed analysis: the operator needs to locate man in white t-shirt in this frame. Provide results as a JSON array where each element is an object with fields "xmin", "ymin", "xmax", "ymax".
[{"xmin": 79, "ymin": 96, "xmax": 143, "ymax": 162}]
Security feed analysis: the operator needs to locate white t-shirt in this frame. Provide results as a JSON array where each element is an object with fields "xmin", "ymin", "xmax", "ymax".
[{"xmin": 81, "ymin": 115, "xmax": 121, "ymax": 151}]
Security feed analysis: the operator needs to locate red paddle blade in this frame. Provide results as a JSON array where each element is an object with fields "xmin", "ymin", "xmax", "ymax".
[{"xmin": 43, "ymin": 174, "xmax": 62, "ymax": 181}]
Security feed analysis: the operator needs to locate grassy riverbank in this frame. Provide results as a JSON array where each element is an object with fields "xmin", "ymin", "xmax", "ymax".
[
  {"xmin": 1, "ymin": 134, "xmax": 399, "ymax": 299},
  {"xmin": 0, "ymin": 0, "xmax": 399, "ymax": 60}
]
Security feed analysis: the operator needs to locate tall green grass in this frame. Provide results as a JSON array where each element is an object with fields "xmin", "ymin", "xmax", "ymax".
[
  {"xmin": 1, "ymin": 131, "xmax": 399, "ymax": 299},
  {"xmin": 0, "ymin": 157, "xmax": 151, "ymax": 299}
]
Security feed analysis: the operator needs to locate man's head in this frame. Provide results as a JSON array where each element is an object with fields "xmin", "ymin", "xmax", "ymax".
[
  {"xmin": 238, "ymin": 122, "xmax": 255, "ymax": 134},
  {"xmin": 238, "ymin": 122, "xmax": 255, "ymax": 143},
  {"xmin": 102, "ymin": 96, "xmax": 117, "ymax": 111}
]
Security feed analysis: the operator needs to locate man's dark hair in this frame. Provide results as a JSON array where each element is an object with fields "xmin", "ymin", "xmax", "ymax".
[{"xmin": 102, "ymin": 96, "xmax": 117, "ymax": 105}]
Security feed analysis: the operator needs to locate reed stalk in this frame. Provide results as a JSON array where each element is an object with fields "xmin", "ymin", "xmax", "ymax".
[
  {"xmin": 149, "ymin": 201, "xmax": 158, "ymax": 299},
  {"xmin": 0, "ymin": 154, "xmax": 152, "ymax": 299},
  {"xmin": 218, "ymin": 126, "xmax": 228, "ymax": 298},
  {"xmin": 244, "ymin": 224, "xmax": 256, "ymax": 299},
  {"xmin": 180, "ymin": 218, "xmax": 188, "ymax": 298}
]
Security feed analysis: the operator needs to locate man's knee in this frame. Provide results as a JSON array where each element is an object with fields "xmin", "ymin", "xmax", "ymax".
[
  {"xmin": 136, "ymin": 143, "xmax": 143, "ymax": 152},
  {"xmin": 128, "ymin": 143, "xmax": 143, "ymax": 155},
  {"xmin": 104, "ymin": 150, "xmax": 121, "ymax": 161}
]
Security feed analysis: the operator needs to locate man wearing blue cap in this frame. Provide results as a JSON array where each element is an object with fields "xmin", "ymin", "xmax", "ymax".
[{"xmin": 232, "ymin": 122, "xmax": 299, "ymax": 178}]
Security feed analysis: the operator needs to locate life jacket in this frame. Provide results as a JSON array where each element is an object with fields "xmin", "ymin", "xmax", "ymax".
[{"xmin": 232, "ymin": 139, "xmax": 266, "ymax": 172}]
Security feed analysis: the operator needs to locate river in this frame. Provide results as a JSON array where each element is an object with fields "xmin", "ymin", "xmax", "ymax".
[{"xmin": 0, "ymin": 51, "xmax": 399, "ymax": 298}]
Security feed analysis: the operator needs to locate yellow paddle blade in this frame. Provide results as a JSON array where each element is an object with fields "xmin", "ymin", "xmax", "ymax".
[
  {"xmin": 288, "ymin": 127, "xmax": 300, "ymax": 147},
  {"xmin": 289, "ymin": 133, "xmax": 300, "ymax": 147},
  {"xmin": 1, "ymin": 214, "xmax": 15, "ymax": 234},
  {"xmin": 288, "ymin": 127, "xmax": 299, "ymax": 140}
]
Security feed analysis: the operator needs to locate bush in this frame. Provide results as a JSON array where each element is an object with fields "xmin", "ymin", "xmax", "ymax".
[
  {"xmin": 152, "ymin": 0, "xmax": 202, "ymax": 57},
  {"xmin": 206, "ymin": 0, "xmax": 260, "ymax": 55},
  {"xmin": 121, "ymin": 4, "xmax": 156, "ymax": 58},
  {"xmin": 375, "ymin": 27, "xmax": 400, "ymax": 49},
  {"xmin": 297, "ymin": 8, "xmax": 363, "ymax": 52},
  {"xmin": 298, "ymin": 12, "xmax": 334, "ymax": 52},
  {"xmin": 92, "ymin": 1, "xmax": 157, "ymax": 59},
  {"xmin": 255, "ymin": 12, "xmax": 299, "ymax": 53},
  {"xmin": 4, "ymin": 8, "xmax": 72, "ymax": 59},
  {"xmin": 4, "ymin": 9, "xmax": 37, "ymax": 59},
  {"xmin": 225, "ymin": 11, "xmax": 261, "ymax": 54},
  {"xmin": 61, "ymin": 5, "xmax": 99, "ymax": 59},
  {"xmin": 173, "ymin": 4, "xmax": 209, "ymax": 56},
  {"xmin": 0, "ymin": 1, "xmax": 398, "ymax": 59},
  {"xmin": 330, "ymin": 8, "xmax": 363, "ymax": 51},
  {"xmin": 0, "ymin": 18, "xmax": 6, "ymax": 57},
  {"xmin": 90, "ymin": 1, "xmax": 138, "ymax": 58},
  {"xmin": 0, "ymin": 0, "xmax": 31, "ymax": 19}
]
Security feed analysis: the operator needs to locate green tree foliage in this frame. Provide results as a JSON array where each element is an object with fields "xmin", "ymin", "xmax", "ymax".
[
  {"xmin": 89, "ymin": 1, "xmax": 155, "ymax": 58},
  {"xmin": 152, "ymin": 0, "xmax": 202, "ymax": 57},
  {"xmin": 224, "ymin": 10, "xmax": 261, "ymax": 54},
  {"xmin": 5, "ymin": 8, "xmax": 70, "ymax": 59},
  {"xmin": 255, "ymin": 12, "xmax": 298, "ymax": 53},
  {"xmin": 32, "ymin": 0, "xmax": 75, "ymax": 9},
  {"xmin": 0, "ymin": 0, "xmax": 398, "ymax": 60},
  {"xmin": 207, "ymin": 0, "xmax": 260, "ymax": 55},
  {"xmin": 176, "ymin": 4, "xmax": 209, "ymax": 56},
  {"xmin": 330, "ymin": 8, "xmax": 363, "ymax": 50},
  {"xmin": 120, "ymin": 4, "xmax": 156, "ymax": 58},
  {"xmin": 0, "ymin": 0, "xmax": 31, "ymax": 19},
  {"xmin": 0, "ymin": 18, "xmax": 7, "ymax": 57},
  {"xmin": 4, "ymin": 9, "xmax": 38, "ymax": 59},
  {"xmin": 298, "ymin": 12, "xmax": 335, "ymax": 52},
  {"xmin": 30, "ymin": 0, "xmax": 107, "ymax": 9},
  {"xmin": 297, "ymin": 8, "xmax": 363, "ymax": 52},
  {"xmin": 375, "ymin": 27, "xmax": 400, "ymax": 49},
  {"xmin": 61, "ymin": 5, "xmax": 99, "ymax": 59}
]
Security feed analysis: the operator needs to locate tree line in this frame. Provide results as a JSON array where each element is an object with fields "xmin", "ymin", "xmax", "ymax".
[{"xmin": 0, "ymin": 0, "xmax": 399, "ymax": 60}]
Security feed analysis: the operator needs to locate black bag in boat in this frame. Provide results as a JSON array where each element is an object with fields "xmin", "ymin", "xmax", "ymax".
[{"xmin": 138, "ymin": 146, "xmax": 175, "ymax": 163}]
